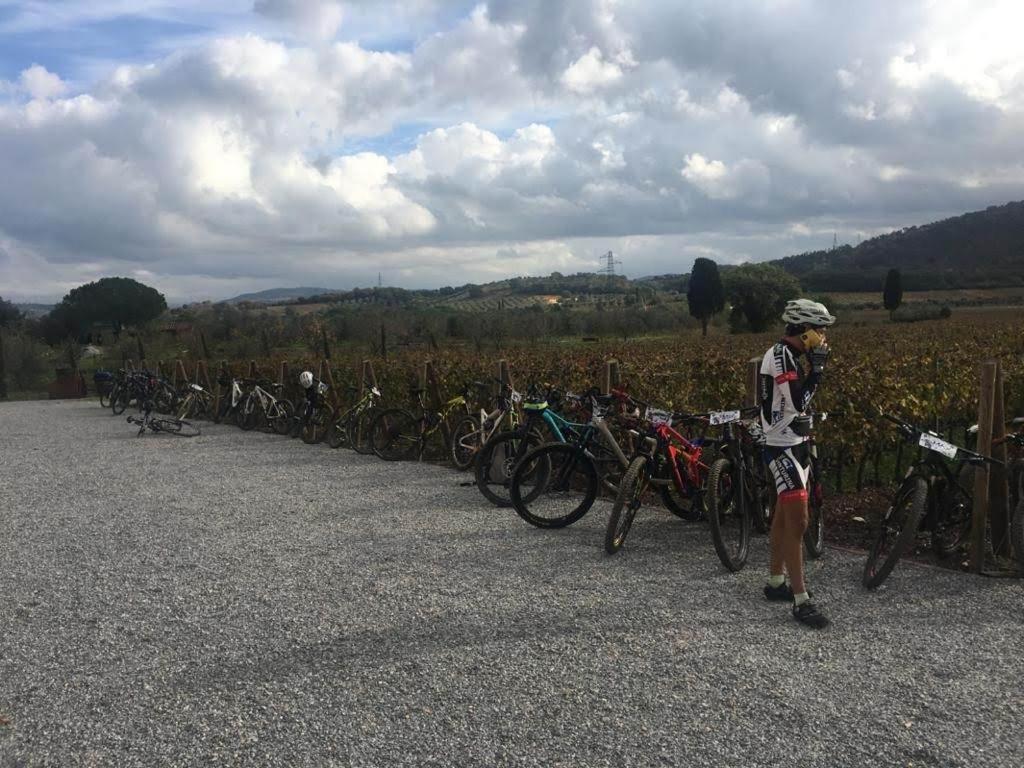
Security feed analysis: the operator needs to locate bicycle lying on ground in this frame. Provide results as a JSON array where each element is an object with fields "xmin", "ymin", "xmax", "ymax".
[
  {"xmin": 126, "ymin": 404, "xmax": 200, "ymax": 438},
  {"xmin": 862, "ymin": 412, "xmax": 999, "ymax": 589}
]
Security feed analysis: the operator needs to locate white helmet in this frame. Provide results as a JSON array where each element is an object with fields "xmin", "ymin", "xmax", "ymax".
[
  {"xmin": 299, "ymin": 371, "xmax": 314, "ymax": 389},
  {"xmin": 782, "ymin": 299, "xmax": 835, "ymax": 328}
]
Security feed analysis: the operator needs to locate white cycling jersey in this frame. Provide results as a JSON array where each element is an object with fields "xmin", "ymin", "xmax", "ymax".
[{"xmin": 758, "ymin": 341, "xmax": 819, "ymax": 448}]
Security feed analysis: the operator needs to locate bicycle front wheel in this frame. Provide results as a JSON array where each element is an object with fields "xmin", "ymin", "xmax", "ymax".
[
  {"xmin": 475, "ymin": 430, "xmax": 546, "ymax": 507},
  {"xmin": 371, "ymin": 408, "xmax": 420, "ymax": 461},
  {"xmin": 302, "ymin": 404, "xmax": 334, "ymax": 444},
  {"xmin": 351, "ymin": 408, "xmax": 377, "ymax": 454},
  {"xmin": 271, "ymin": 399, "xmax": 294, "ymax": 436},
  {"xmin": 111, "ymin": 386, "xmax": 130, "ymax": 415},
  {"xmin": 863, "ymin": 475, "xmax": 927, "ymax": 589},
  {"xmin": 449, "ymin": 416, "xmax": 482, "ymax": 471},
  {"xmin": 707, "ymin": 457, "xmax": 751, "ymax": 572},
  {"xmin": 605, "ymin": 456, "xmax": 648, "ymax": 554},
  {"xmin": 510, "ymin": 443, "xmax": 597, "ymax": 529}
]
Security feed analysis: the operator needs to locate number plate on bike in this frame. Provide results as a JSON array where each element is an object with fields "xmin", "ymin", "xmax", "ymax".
[
  {"xmin": 645, "ymin": 407, "xmax": 672, "ymax": 426},
  {"xmin": 511, "ymin": 391, "xmax": 522, "ymax": 403},
  {"xmin": 919, "ymin": 433, "xmax": 958, "ymax": 459},
  {"xmin": 710, "ymin": 410, "xmax": 741, "ymax": 425}
]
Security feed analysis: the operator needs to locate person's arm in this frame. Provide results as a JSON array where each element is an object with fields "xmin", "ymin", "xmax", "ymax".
[{"xmin": 778, "ymin": 348, "xmax": 819, "ymax": 413}]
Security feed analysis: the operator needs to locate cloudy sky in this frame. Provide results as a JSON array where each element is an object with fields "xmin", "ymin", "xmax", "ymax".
[{"xmin": 1, "ymin": 0, "xmax": 1023, "ymax": 303}]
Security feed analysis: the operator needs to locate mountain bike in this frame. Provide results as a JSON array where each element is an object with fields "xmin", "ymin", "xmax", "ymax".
[
  {"xmin": 176, "ymin": 382, "xmax": 215, "ymax": 421},
  {"xmin": 214, "ymin": 376, "xmax": 245, "ymax": 425},
  {"xmin": 126, "ymin": 403, "xmax": 200, "ymax": 437},
  {"xmin": 474, "ymin": 387, "xmax": 592, "ymax": 507},
  {"xmin": 702, "ymin": 408, "xmax": 772, "ymax": 571},
  {"xmin": 111, "ymin": 370, "xmax": 157, "ymax": 415},
  {"xmin": 239, "ymin": 380, "xmax": 294, "ymax": 435},
  {"xmin": 863, "ymin": 412, "xmax": 999, "ymax": 589},
  {"xmin": 328, "ymin": 385, "xmax": 384, "ymax": 452},
  {"xmin": 604, "ymin": 405, "xmax": 725, "ymax": 554},
  {"xmin": 370, "ymin": 385, "xmax": 472, "ymax": 461},
  {"xmin": 449, "ymin": 380, "xmax": 522, "ymax": 471},
  {"xmin": 508, "ymin": 393, "xmax": 633, "ymax": 529},
  {"xmin": 294, "ymin": 381, "xmax": 334, "ymax": 444}
]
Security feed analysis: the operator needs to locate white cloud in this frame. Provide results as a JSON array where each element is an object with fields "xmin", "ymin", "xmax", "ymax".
[
  {"xmin": 561, "ymin": 46, "xmax": 623, "ymax": 94},
  {"xmin": 19, "ymin": 65, "xmax": 68, "ymax": 100},
  {"xmin": 2, "ymin": 0, "xmax": 1024, "ymax": 301}
]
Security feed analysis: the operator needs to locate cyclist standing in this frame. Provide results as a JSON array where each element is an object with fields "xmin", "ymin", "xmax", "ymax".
[{"xmin": 759, "ymin": 299, "xmax": 835, "ymax": 629}]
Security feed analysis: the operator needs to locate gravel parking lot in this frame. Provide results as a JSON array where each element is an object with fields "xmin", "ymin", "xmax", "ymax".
[{"xmin": 1, "ymin": 399, "xmax": 1022, "ymax": 767}]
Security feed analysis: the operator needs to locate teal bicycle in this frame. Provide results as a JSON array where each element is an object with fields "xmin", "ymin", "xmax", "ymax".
[{"xmin": 474, "ymin": 386, "xmax": 590, "ymax": 507}]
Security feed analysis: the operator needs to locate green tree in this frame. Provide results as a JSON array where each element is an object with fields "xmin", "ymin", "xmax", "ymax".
[
  {"xmin": 686, "ymin": 257, "xmax": 725, "ymax": 337},
  {"xmin": 883, "ymin": 268, "xmax": 903, "ymax": 319},
  {"xmin": 723, "ymin": 264, "xmax": 801, "ymax": 333},
  {"xmin": 0, "ymin": 296, "xmax": 23, "ymax": 328},
  {"xmin": 44, "ymin": 277, "xmax": 167, "ymax": 343}
]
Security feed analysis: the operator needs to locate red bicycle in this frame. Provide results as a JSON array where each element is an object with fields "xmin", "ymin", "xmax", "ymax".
[{"xmin": 604, "ymin": 405, "xmax": 716, "ymax": 554}]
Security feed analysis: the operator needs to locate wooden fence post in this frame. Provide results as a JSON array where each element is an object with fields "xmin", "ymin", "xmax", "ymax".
[
  {"xmin": 319, "ymin": 358, "xmax": 340, "ymax": 408},
  {"xmin": 197, "ymin": 360, "xmax": 212, "ymax": 391},
  {"xmin": 602, "ymin": 360, "xmax": 620, "ymax": 395},
  {"xmin": 424, "ymin": 360, "xmax": 451, "ymax": 449},
  {"xmin": 745, "ymin": 356, "xmax": 760, "ymax": 408},
  {"xmin": 248, "ymin": 360, "xmax": 258, "ymax": 379},
  {"xmin": 497, "ymin": 359, "xmax": 514, "ymax": 395},
  {"xmin": 279, "ymin": 361, "xmax": 290, "ymax": 389},
  {"xmin": 175, "ymin": 360, "xmax": 188, "ymax": 390},
  {"xmin": 970, "ymin": 360, "xmax": 998, "ymax": 572}
]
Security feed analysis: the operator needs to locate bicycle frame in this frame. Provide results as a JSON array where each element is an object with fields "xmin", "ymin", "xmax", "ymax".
[{"xmin": 650, "ymin": 421, "xmax": 708, "ymax": 494}]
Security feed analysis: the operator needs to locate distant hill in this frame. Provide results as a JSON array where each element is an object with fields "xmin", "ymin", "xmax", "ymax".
[
  {"xmin": 227, "ymin": 287, "xmax": 337, "ymax": 304},
  {"xmin": 14, "ymin": 303, "xmax": 54, "ymax": 318},
  {"xmin": 773, "ymin": 201, "xmax": 1024, "ymax": 291}
]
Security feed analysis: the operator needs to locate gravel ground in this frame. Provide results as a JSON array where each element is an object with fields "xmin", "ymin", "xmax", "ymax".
[{"xmin": 1, "ymin": 399, "xmax": 1022, "ymax": 767}]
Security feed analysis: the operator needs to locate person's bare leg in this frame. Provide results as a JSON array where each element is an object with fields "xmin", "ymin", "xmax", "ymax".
[
  {"xmin": 769, "ymin": 499, "xmax": 787, "ymax": 578},
  {"xmin": 778, "ymin": 490, "xmax": 809, "ymax": 595}
]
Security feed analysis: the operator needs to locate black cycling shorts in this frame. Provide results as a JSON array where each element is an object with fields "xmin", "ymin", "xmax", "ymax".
[{"xmin": 764, "ymin": 443, "xmax": 811, "ymax": 500}]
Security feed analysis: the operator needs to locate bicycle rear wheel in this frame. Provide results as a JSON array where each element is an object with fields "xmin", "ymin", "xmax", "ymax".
[
  {"xmin": 510, "ymin": 443, "xmax": 597, "ymax": 529},
  {"xmin": 804, "ymin": 461, "xmax": 825, "ymax": 559},
  {"xmin": 152, "ymin": 418, "xmax": 200, "ymax": 437},
  {"xmin": 707, "ymin": 457, "xmax": 751, "ymax": 572},
  {"xmin": 475, "ymin": 430, "xmax": 545, "ymax": 507},
  {"xmin": 605, "ymin": 456, "xmax": 648, "ymax": 554},
  {"xmin": 932, "ymin": 462, "xmax": 974, "ymax": 556},
  {"xmin": 371, "ymin": 408, "xmax": 420, "ymax": 460},
  {"xmin": 327, "ymin": 412, "xmax": 351, "ymax": 449},
  {"xmin": 863, "ymin": 475, "xmax": 927, "ymax": 589}
]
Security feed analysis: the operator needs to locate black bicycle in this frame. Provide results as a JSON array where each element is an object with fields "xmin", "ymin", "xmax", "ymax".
[
  {"xmin": 704, "ymin": 407, "xmax": 772, "ymax": 572},
  {"xmin": 862, "ymin": 412, "xmax": 998, "ymax": 589}
]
